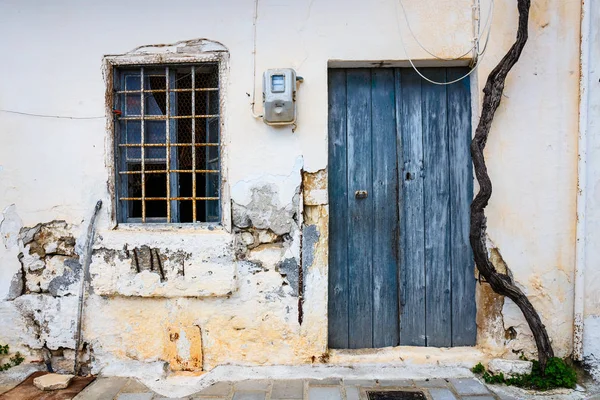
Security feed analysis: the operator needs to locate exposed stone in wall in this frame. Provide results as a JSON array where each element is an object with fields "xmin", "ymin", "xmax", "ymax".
[
  {"xmin": 0, "ymin": 211, "xmax": 94, "ymax": 374},
  {"xmin": 16, "ymin": 221, "xmax": 81, "ymax": 297},
  {"xmin": 232, "ymin": 185, "xmax": 300, "ymax": 236},
  {"xmin": 231, "ymin": 166, "xmax": 303, "ymax": 299}
]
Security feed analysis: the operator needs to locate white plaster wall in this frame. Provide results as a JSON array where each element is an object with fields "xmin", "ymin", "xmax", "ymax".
[
  {"xmin": 0, "ymin": 0, "xmax": 582, "ymax": 377},
  {"xmin": 583, "ymin": 0, "xmax": 600, "ymax": 381}
]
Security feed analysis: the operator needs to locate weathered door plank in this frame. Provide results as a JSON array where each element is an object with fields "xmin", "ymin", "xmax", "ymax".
[
  {"xmin": 346, "ymin": 69, "xmax": 374, "ymax": 348},
  {"xmin": 397, "ymin": 69, "xmax": 427, "ymax": 346},
  {"xmin": 447, "ymin": 68, "xmax": 477, "ymax": 346},
  {"xmin": 327, "ymin": 69, "xmax": 350, "ymax": 348},
  {"xmin": 422, "ymin": 68, "xmax": 452, "ymax": 347},
  {"xmin": 371, "ymin": 69, "xmax": 400, "ymax": 347}
]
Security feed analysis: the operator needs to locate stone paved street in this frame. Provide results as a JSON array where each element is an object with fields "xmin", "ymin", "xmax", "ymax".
[{"xmin": 73, "ymin": 377, "xmax": 510, "ymax": 400}]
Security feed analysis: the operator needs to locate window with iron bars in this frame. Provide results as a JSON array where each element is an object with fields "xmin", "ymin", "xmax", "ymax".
[{"xmin": 114, "ymin": 63, "xmax": 220, "ymax": 223}]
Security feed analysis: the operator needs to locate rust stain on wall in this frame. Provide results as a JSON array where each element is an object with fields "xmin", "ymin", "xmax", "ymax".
[
  {"xmin": 302, "ymin": 169, "xmax": 327, "ymax": 206},
  {"xmin": 164, "ymin": 324, "xmax": 203, "ymax": 372}
]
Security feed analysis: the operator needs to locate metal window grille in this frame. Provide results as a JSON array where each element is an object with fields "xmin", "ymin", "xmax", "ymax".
[{"xmin": 114, "ymin": 63, "xmax": 220, "ymax": 223}]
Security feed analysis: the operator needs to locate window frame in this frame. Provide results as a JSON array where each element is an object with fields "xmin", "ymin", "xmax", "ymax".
[{"xmin": 103, "ymin": 51, "xmax": 230, "ymax": 231}]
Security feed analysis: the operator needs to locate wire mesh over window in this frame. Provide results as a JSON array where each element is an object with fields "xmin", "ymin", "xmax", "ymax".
[{"xmin": 114, "ymin": 64, "xmax": 220, "ymax": 223}]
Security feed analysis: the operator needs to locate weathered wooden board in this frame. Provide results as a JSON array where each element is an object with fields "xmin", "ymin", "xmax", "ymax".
[
  {"xmin": 328, "ymin": 69, "xmax": 350, "ymax": 348},
  {"xmin": 447, "ymin": 68, "xmax": 477, "ymax": 346},
  {"xmin": 397, "ymin": 69, "xmax": 427, "ymax": 346},
  {"xmin": 421, "ymin": 68, "xmax": 452, "ymax": 347},
  {"xmin": 346, "ymin": 69, "xmax": 374, "ymax": 348},
  {"xmin": 371, "ymin": 68, "xmax": 400, "ymax": 347}
]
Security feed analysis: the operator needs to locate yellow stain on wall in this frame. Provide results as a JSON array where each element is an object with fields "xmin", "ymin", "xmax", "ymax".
[{"xmin": 164, "ymin": 324, "xmax": 203, "ymax": 372}]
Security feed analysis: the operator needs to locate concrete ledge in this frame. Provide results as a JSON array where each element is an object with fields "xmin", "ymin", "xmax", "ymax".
[{"xmin": 90, "ymin": 229, "xmax": 237, "ymax": 298}]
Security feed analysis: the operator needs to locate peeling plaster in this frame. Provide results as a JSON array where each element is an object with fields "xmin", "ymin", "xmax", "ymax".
[
  {"xmin": 1, "ymin": 205, "xmax": 22, "ymax": 250},
  {"xmin": 583, "ymin": 316, "xmax": 600, "ymax": 381},
  {"xmin": 277, "ymin": 258, "xmax": 300, "ymax": 296}
]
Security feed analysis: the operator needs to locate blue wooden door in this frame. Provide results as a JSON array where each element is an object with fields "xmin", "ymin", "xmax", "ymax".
[{"xmin": 328, "ymin": 68, "xmax": 476, "ymax": 348}]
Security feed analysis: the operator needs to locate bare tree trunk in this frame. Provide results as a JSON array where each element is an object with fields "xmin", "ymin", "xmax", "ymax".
[{"xmin": 470, "ymin": 0, "xmax": 555, "ymax": 372}]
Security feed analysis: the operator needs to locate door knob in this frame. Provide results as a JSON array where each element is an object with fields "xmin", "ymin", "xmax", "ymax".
[{"xmin": 355, "ymin": 190, "xmax": 368, "ymax": 199}]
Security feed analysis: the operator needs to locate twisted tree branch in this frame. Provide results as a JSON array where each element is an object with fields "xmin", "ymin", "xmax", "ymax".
[{"xmin": 470, "ymin": 0, "xmax": 555, "ymax": 372}]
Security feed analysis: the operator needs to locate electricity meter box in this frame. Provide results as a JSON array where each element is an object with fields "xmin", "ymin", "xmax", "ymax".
[{"xmin": 263, "ymin": 68, "xmax": 297, "ymax": 125}]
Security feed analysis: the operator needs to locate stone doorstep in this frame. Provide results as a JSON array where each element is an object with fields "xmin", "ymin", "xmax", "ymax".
[
  {"xmin": 487, "ymin": 359, "xmax": 533, "ymax": 378},
  {"xmin": 33, "ymin": 373, "xmax": 74, "ymax": 391}
]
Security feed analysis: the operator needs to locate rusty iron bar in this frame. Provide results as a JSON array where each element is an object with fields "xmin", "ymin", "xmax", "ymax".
[
  {"xmin": 127, "ymin": 157, "xmax": 166, "ymax": 163},
  {"xmin": 119, "ymin": 197, "xmax": 219, "ymax": 201},
  {"xmin": 204, "ymin": 75, "xmax": 211, "ymax": 223},
  {"xmin": 140, "ymin": 68, "xmax": 146, "ymax": 222},
  {"xmin": 118, "ymin": 143, "xmax": 219, "ymax": 147},
  {"xmin": 116, "ymin": 88, "xmax": 218, "ymax": 94},
  {"xmin": 118, "ymin": 170, "xmax": 218, "ymax": 175},
  {"xmin": 165, "ymin": 66, "xmax": 171, "ymax": 222},
  {"xmin": 192, "ymin": 66, "xmax": 197, "ymax": 222},
  {"xmin": 118, "ymin": 115, "xmax": 218, "ymax": 120},
  {"xmin": 74, "ymin": 200, "xmax": 102, "ymax": 376}
]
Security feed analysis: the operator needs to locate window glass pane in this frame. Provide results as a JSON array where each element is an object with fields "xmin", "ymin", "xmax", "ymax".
[
  {"xmin": 194, "ymin": 91, "xmax": 219, "ymax": 116},
  {"xmin": 177, "ymin": 145, "xmax": 193, "ymax": 171},
  {"xmin": 204, "ymin": 173, "xmax": 220, "ymax": 198},
  {"xmin": 195, "ymin": 65, "xmax": 219, "ymax": 88},
  {"xmin": 145, "ymin": 121, "xmax": 166, "ymax": 144},
  {"xmin": 127, "ymin": 166, "xmax": 142, "ymax": 198},
  {"xmin": 145, "ymin": 92, "xmax": 166, "ymax": 116},
  {"xmin": 207, "ymin": 118, "xmax": 219, "ymax": 143},
  {"xmin": 124, "ymin": 93, "xmax": 141, "ymax": 115},
  {"xmin": 178, "ymin": 201, "xmax": 193, "ymax": 223},
  {"xmin": 127, "ymin": 200, "xmax": 142, "ymax": 219},
  {"xmin": 144, "ymin": 70, "xmax": 166, "ymax": 90},
  {"xmin": 121, "ymin": 120, "xmax": 141, "ymax": 144},
  {"xmin": 146, "ymin": 199, "xmax": 167, "ymax": 219},
  {"xmin": 125, "ymin": 147, "xmax": 141, "ymax": 161},
  {"xmin": 125, "ymin": 74, "xmax": 141, "ymax": 91},
  {"xmin": 144, "ymin": 148, "xmax": 166, "ymax": 162},
  {"xmin": 175, "ymin": 67, "xmax": 193, "ymax": 90},
  {"xmin": 176, "ymin": 118, "xmax": 193, "ymax": 143}
]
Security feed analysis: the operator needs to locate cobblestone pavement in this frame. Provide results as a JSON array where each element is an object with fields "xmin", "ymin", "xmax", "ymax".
[{"xmin": 73, "ymin": 377, "xmax": 512, "ymax": 400}]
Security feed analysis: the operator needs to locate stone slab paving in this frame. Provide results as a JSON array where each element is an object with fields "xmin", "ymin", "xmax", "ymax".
[
  {"xmin": 72, "ymin": 377, "xmax": 129, "ymax": 400},
  {"xmin": 271, "ymin": 379, "xmax": 303, "ymax": 399},
  {"xmin": 68, "ymin": 375, "xmax": 597, "ymax": 400},
  {"xmin": 74, "ymin": 377, "xmax": 505, "ymax": 400}
]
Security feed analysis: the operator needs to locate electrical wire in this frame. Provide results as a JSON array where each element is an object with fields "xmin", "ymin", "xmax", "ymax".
[
  {"xmin": 250, "ymin": 0, "xmax": 263, "ymax": 118},
  {"xmin": 0, "ymin": 109, "xmax": 105, "ymax": 119},
  {"xmin": 397, "ymin": 0, "xmax": 494, "ymax": 61},
  {"xmin": 395, "ymin": 0, "xmax": 494, "ymax": 85},
  {"xmin": 476, "ymin": 1, "xmax": 494, "ymax": 56}
]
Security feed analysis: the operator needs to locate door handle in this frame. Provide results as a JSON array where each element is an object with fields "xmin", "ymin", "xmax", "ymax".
[{"xmin": 355, "ymin": 190, "xmax": 368, "ymax": 199}]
